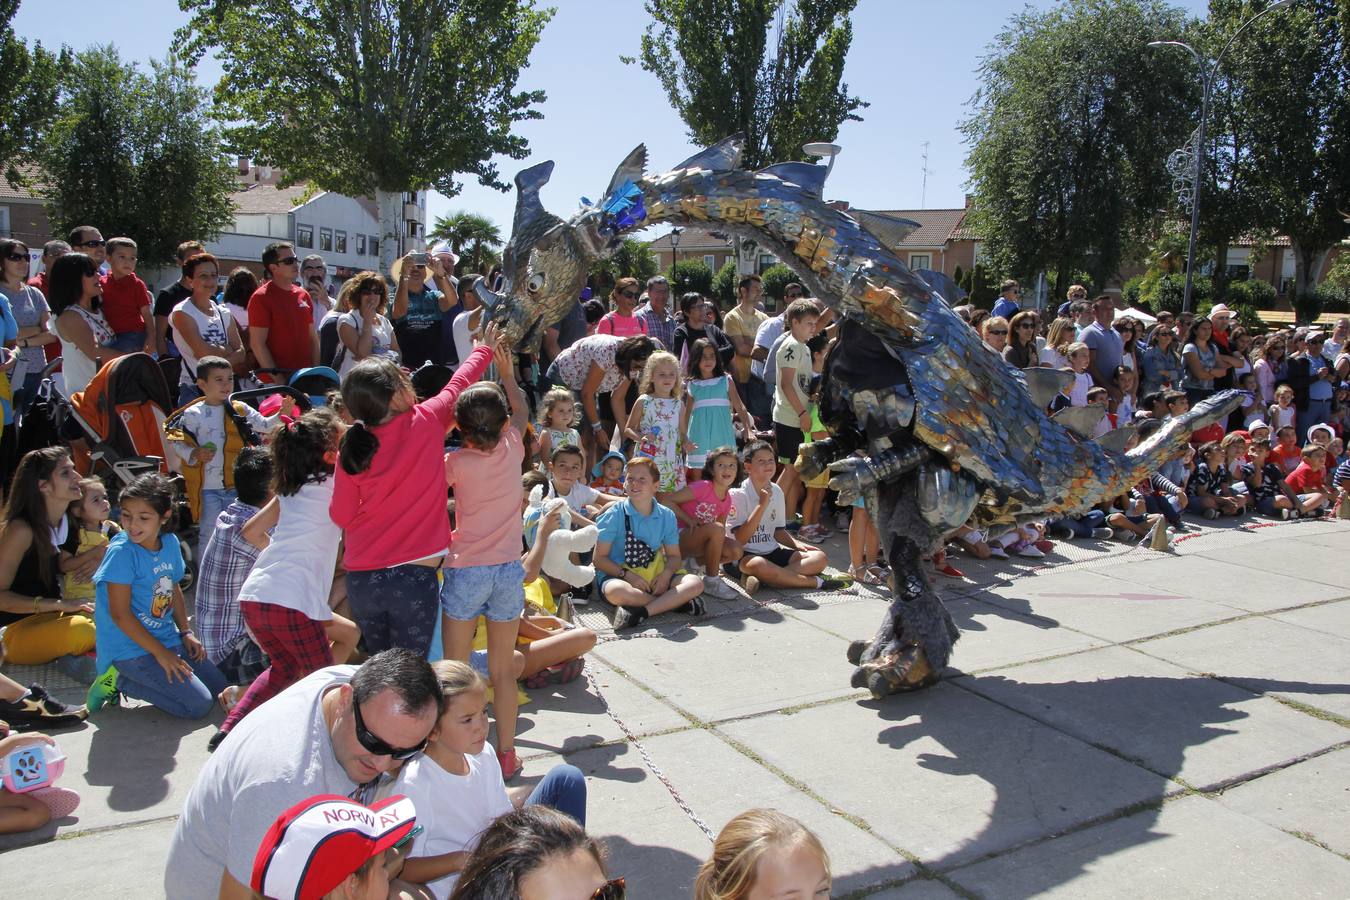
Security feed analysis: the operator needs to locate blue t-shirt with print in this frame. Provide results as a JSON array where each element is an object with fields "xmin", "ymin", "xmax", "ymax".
[
  {"xmin": 399, "ymin": 287, "xmax": 445, "ymax": 328},
  {"xmin": 595, "ymin": 499, "xmax": 679, "ymax": 584},
  {"xmin": 93, "ymin": 531, "xmax": 185, "ymax": 670}
]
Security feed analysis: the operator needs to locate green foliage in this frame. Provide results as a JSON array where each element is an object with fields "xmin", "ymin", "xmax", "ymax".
[
  {"xmin": 966, "ymin": 263, "xmax": 999, "ymax": 308},
  {"xmin": 962, "ymin": 0, "xmax": 1199, "ymax": 293},
  {"xmin": 667, "ymin": 260, "xmax": 713, "ymax": 297},
  {"xmin": 1323, "ymin": 249, "xmax": 1350, "ymax": 293},
  {"xmin": 1146, "ymin": 274, "xmax": 1212, "ymax": 315},
  {"xmin": 631, "ymin": 0, "xmax": 866, "ymax": 169},
  {"xmin": 711, "ymin": 259, "xmax": 739, "ymax": 304},
  {"xmin": 952, "ymin": 265, "xmax": 965, "ymax": 291},
  {"xmin": 428, "ymin": 210, "xmax": 503, "ymax": 275},
  {"xmin": 759, "ymin": 264, "xmax": 797, "ymax": 303},
  {"xmin": 1226, "ymin": 278, "xmax": 1277, "ymax": 311},
  {"xmin": 0, "ymin": 0, "xmax": 66, "ymax": 189},
  {"xmin": 1122, "ymin": 276, "xmax": 1145, "ymax": 310},
  {"xmin": 37, "ymin": 48, "xmax": 237, "ymax": 270},
  {"xmin": 1294, "ymin": 290, "xmax": 1325, "ymax": 324},
  {"xmin": 589, "ymin": 239, "xmax": 657, "ymax": 297},
  {"xmin": 179, "ymin": 0, "xmax": 552, "ymax": 274},
  {"xmin": 1208, "ymin": 0, "xmax": 1350, "ymax": 299}
]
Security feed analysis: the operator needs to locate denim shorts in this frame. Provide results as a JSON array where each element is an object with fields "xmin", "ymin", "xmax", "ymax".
[{"xmin": 441, "ymin": 560, "xmax": 526, "ymax": 622}]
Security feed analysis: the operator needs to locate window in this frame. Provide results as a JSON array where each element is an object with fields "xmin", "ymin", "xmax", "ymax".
[
  {"xmin": 407, "ymin": 220, "xmax": 420, "ymax": 238},
  {"xmin": 356, "ymin": 234, "xmax": 366, "ymax": 255},
  {"xmin": 0, "ymin": 207, "xmax": 10, "ymax": 237},
  {"xmin": 319, "ymin": 227, "xmax": 333, "ymax": 252},
  {"xmin": 703, "ymin": 254, "xmax": 716, "ymax": 270},
  {"xmin": 297, "ymin": 224, "xmax": 313, "ymax": 248},
  {"xmin": 909, "ymin": 253, "xmax": 931, "ymax": 270},
  {"xmin": 758, "ymin": 253, "xmax": 775, "ymax": 272},
  {"xmin": 369, "ymin": 236, "xmax": 379, "ymax": 257},
  {"xmin": 335, "ymin": 230, "xmax": 347, "ymax": 254}
]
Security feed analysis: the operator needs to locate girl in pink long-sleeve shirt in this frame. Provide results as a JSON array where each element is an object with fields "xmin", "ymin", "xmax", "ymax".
[{"xmin": 331, "ymin": 324, "xmax": 496, "ymax": 654}]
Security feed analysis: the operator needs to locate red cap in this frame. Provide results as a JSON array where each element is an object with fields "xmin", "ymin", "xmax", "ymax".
[{"xmin": 251, "ymin": 794, "xmax": 417, "ymax": 900}]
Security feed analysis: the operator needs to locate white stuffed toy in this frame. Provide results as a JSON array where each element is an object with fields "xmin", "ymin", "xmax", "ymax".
[{"xmin": 525, "ymin": 486, "xmax": 599, "ymax": 588}]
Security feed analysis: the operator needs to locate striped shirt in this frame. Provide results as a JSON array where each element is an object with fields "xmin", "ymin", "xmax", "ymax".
[{"xmin": 195, "ymin": 501, "xmax": 263, "ymax": 663}]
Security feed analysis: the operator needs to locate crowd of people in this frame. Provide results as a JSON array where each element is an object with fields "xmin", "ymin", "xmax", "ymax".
[{"xmin": 0, "ymin": 227, "xmax": 1346, "ymax": 897}]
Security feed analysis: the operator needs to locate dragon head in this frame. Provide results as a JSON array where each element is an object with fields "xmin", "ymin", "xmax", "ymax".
[{"xmin": 475, "ymin": 161, "xmax": 595, "ymax": 353}]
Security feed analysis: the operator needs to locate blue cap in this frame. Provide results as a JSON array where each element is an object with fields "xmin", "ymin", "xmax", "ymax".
[{"xmin": 592, "ymin": 449, "xmax": 626, "ymax": 479}]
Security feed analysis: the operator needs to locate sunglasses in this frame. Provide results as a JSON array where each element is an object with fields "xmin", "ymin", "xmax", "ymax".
[
  {"xmin": 76, "ymin": 239, "xmax": 106, "ymax": 248},
  {"xmin": 1017, "ymin": 322, "xmax": 1036, "ymax": 329},
  {"xmin": 277, "ymin": 256, "xmax": 299, "ymax": 266},
  {"xmin": 4, "ymin": 253, "xmax": 26, "ymax": 263},
  {"xmin": 351, "ymin": 695, "xmax": 428, "ymax": 760},
  {"xmin": 621, "ymin": 290, "xmax": 638, "ymax": 299},
  {"xmin": 987, "ymin": 329, "xmax": 1008, "ymax": 336},
  {"xmin": 592, "ymin": 877, "xmax": 626, "ymax": 899}
]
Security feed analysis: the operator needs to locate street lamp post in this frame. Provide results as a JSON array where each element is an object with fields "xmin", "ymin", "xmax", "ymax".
[
  {"xmin": 1148, "ymin": 0, "xmax": 1294, "ymax": 313},
  {"xmin": 802, "ymin": 141, "xmax": 843, "ymax": 178}
]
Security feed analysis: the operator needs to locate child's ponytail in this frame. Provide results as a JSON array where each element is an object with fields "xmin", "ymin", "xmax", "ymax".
[
  {"xmin": 272, "ymin": 407, "xmax": 341, "ymax": 495},
  {"xmin": 338, "ymin": 357, "xmax": 408, "ymax": 475}
]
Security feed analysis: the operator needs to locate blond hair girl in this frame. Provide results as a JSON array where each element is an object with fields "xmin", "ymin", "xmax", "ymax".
[{"xmin": 695, "ymin": 809, "xmax": 831, "ymax": 900}]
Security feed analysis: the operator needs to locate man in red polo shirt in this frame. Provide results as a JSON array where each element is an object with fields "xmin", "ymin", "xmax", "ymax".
[{"xmin": 248, "ymin": 242, "xmax": 318, "ymax": 383}]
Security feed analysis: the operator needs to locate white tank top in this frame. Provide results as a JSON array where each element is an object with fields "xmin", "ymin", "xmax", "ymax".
[
  {"xmin": 57, "ymin": 306, "xmax": 115, "ymax": 395},
  {"xmin": 172, "ymin": 298, "xmax": 233, "ymax": 385}
]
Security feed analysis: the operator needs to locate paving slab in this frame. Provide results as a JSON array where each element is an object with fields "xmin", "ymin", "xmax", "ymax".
[
  {"xmin": 591, "ymin": 612, "xmax": 856, "ymax": 723},
  {"xmin": 952, "ymin": 646, "xmax": 1349, "ymax": 791},
  {"xmin": 1109, "ymin": 553, "xmax": 1347, "ymax": 613},
  {"xmin": 863, "ymin": 878, "xmax": 965, "ymax": 899},
  {"xmin": 975, "ymin": 566, "xmax": 1241, "ymax": 643},
  {"xmin": 576, "ymin": 656, "xmax": 693, "ymax": 737},
  {"xmin": 719, "ymin": 682, "xmax": 1166, "ymax": 869},
  {"xmin": 1268, "ymin": 598, "xmax": 1350, "ymax": 642},
  {"xmin": 1195, "ymin": 539, "xmax": 1350, "ymax": 589},
  {"xmin": 504, "ymin": 662, "xmax": 631, "ymax": 759},
  {"xmin": 1134, "ymin": 617, "xmax": 1350, "ymax": 719},
  {"xmin": 0, "ymin": 701, "xmax": 217, "ymax": 852},
  {"xmin": 1216, "ymin": 748, "xmax": 1350, "ymax": 857},
  {"xmin": 946, "ymin": 794, "xmax": 1350, "ymax": 899},
  {"xmin": 640, "ymin": 728, "xmax": 915, "ymax": 895},
  {"xmin": 1, "ymin": 817, "xmax": 175, "ymax": 898},
  {"xmin": 563, "ymin": 743, "xmax": 712, "ymax": 900}
]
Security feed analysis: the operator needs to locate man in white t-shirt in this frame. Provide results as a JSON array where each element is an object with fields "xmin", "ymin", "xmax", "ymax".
[
  {"xmin": 725, "ymin": 441, "xmax": 851, "ymax": 594},
  {"xmin": 165, "ymin": 650, "xmax": 443, "ymax": 899}
]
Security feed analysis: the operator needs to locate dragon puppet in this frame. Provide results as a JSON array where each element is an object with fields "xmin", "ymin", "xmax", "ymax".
[{"xmin": 475, "ymin": 134, "xmax": 1240, "ymax": 698}]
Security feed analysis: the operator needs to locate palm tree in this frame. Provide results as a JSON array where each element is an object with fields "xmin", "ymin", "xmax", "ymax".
[{"xmin": 428, "ymin": 210, "xmax": 503, "ymax": 274}]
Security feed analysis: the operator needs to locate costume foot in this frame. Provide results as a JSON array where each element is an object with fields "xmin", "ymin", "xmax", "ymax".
[
  {"xmin": 852, "ymin": 643, "xmax": 938, "ymax": 698},
  {"xmin": 847, "ymin": 639, "xmax": 869, "ymax": 667}
]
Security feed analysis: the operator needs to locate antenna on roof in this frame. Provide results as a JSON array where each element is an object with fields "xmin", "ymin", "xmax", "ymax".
[{"xmin": 920, "ymin": 142, "xmax": 933, "ymax": 210}]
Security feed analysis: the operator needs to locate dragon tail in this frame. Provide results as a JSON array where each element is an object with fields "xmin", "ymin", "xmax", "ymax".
[{"xmin": 1110, "ymin": 389, "xmax": 1243, "ymax": 494}]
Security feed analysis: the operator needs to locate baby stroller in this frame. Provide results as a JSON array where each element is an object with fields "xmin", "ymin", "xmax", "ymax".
[
  {"xmin": 67, "ymin": 353, "xmax": 175, "ymax": 486},
  {"xmin": 244, "ymin": 366, "xmax": 339, "ymax": 413}
]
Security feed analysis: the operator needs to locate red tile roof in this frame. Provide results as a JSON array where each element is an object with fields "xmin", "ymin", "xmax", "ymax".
[{"xmin": 869, "ymin": 208, "xmax": 968, "ymax": 247}]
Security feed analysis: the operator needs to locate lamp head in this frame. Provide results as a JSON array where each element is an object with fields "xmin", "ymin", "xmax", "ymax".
[{"xmin": 802, "ymin": 142, "xmax": 842, "ymax": 159}]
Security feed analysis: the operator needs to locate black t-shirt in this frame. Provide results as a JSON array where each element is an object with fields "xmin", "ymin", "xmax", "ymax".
[
  {"xmin": 155, "ymin": 281, "xmax": 192, "ymax": 350},
  {"xmin": 672, "ymin": 323, "xmax": 733, "ymax": 368}
]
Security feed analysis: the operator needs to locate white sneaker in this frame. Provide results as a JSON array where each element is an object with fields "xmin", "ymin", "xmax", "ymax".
[
  {"xmin": 1091, "ymin": 527, "xmax": 1115, "ymax": 540},
  {"xmin": 1017, "ymin": 545, "xmax": 1045, "ymax": 558},
  {"xmin": 988, "ymin": 546, "xmax": 1009, "ymax": 559},
  {"xmin": 702, "ymin": 575, "xmax": 737, "ymax": 600},
  {"xmin": 683, "ymin": 556, "xmax": 706, "ymax": 575}
]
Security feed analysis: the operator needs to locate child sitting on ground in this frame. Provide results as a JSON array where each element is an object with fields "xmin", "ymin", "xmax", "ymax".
[
  {"xmin": 1282, "ymin": 444, "xmax": 1332, "ymax": 516},
  {"xmin": 1129, "ymin": 418, "xmax": 1189, "ymax": 531},
  {"xmin": 89, "ymin": 474, "xmax": 226, "ymax": 719},
  {"xmin": 660, "ymin": 445, "xmax": 744, "ymax": 599},
  {"xmin": 441, "ymin": 338, "xmax": 529, "ymax": 780},
  {"xmin": 547, "ymin": 443, "xmax": 619, "ymax": 527},
  {"xmin": 1188, "ymin": 440, "xmax": 1247, "ymax": 519},
  {"xmin": 726, "ymin": 441, "xmax": 851, "ymax": 595},
  {"xmin": 164, "ymin": 356, "xmax": 286, "ymax": 550},
  {"xmin": 595, "ymin": 456, "xmax": 707, "ymax": 630},
  {"xmin": 589, "ymin": 450, "xmax": 627, "ymax": 497},
  {"xmin": 1268, "ymin": 425, "xmax": 1303, "ymax": 475},
  {"xmin": 695, "ymin": 808, "xmax": 831, "ymax": 900},
  {"xmin": 60, "ymin": 478, "xmax": 117, "ymax": 604},
  {"xmin": 1244, "ymin": 440, "xmax": 1315, "ymax": 519},
  {"xmin": 393, "ymin": 661, "xmax": 588, "ymax": 900}
]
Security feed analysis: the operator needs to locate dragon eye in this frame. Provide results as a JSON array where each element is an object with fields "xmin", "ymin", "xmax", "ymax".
[{"xmin": 527, "ymin": 273, "xmax": 545, "ymax": 294}]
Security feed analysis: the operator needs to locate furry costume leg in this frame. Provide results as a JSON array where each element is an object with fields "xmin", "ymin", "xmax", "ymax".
[{"xmin": 847, "ymin": 482, "xmax": 959, "ymax": 698}]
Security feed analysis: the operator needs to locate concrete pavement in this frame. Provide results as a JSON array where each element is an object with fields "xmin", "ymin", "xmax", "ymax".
[{"xmin": 3, "ymin": 515, "xmax": 1348, "ymax": 898}]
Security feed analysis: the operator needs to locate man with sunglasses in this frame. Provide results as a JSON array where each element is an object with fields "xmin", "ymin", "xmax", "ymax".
[
  {"xmin": 167, "ymin": 649, "xmax": 444, "ymax": 900},
  {"xmin": 248, "ymin": 242, "xmax": 320, "ymax": 384},
  {"xmin": 68, "ymin": 225, "xmax": 107, "ymax": 270}
]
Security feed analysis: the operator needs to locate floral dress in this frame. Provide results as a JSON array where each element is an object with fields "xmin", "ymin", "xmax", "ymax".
[{"xmin": 635, "ymin": 394, "xmax": 686, "ymax": 492}]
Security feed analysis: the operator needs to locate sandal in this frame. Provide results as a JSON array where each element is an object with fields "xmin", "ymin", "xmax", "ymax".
[
  {"xmin": 522, "ymin": 671, "xmax": 550, "ymax": 690},
  {"xmin": 497, "ymin": 748, "xmax": 523, "ymax": 781},
  {"xmin": 549, "ymin": 657, "xmax": 586, "ymax": 684},
  {"xmin": 865, "ymin": 563, "xmax": 890, "ymax": 584},
  {"xmin": 848, "ymin": 565, "xmax": 884, "ymax": 586}
]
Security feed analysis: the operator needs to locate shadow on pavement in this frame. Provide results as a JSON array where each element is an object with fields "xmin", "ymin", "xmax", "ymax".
[
  {"xmin": 867, "ymin": 673, "xmax": 1350, "ymax": 896},
  {"xmin": 600, "ymin": 834, "xmax": 703, "ymax": 900},
  {"xmin": 86, "ymin": 709, "xmax": 197, "ymax": 811}
]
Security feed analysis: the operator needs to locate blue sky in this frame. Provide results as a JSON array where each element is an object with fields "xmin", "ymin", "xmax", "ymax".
[{"xmin": 13, "ymin": 0, "xmax": 1210, "ymax": 236}]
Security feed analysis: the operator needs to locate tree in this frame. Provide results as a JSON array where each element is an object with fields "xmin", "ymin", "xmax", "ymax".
[
  {"xmin": 0, "ymin": 0, "xmax": 65, "ymax": 189},
  {"xmin": 711, "ymin": 259, "xmax": 738, "ymax": 304},
  {"xmin": 630, "ymin": 0, "xmax": 866, "ymax": 171},
  {"xmin": 589, "ymin": 239, "xmax": 658, "ymax": 298},
  {"xmin": 759, "ymin": 263, "xmax": 797, "ymax": 303},
  {"xmin": 180, "ymin": 0, "xmax": 553, "ymax": 278},
  {"xmin": 962, "ymin": 0, "xmax": 1200, "ymax": 294},
  {"xmin": 37, "ymin": 47, "xmax": 237, "ymax": 269},
  {"xmin": 428, "ymin": 210, "xmax": 503, "ymax": 275},
  {"xmin": 667, "ymin": 259, "xmax": 713, "ymax": 298},
  {"xmin": 1211, "ymin": 0, "xmax": 1350, "ymax": 300}
]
